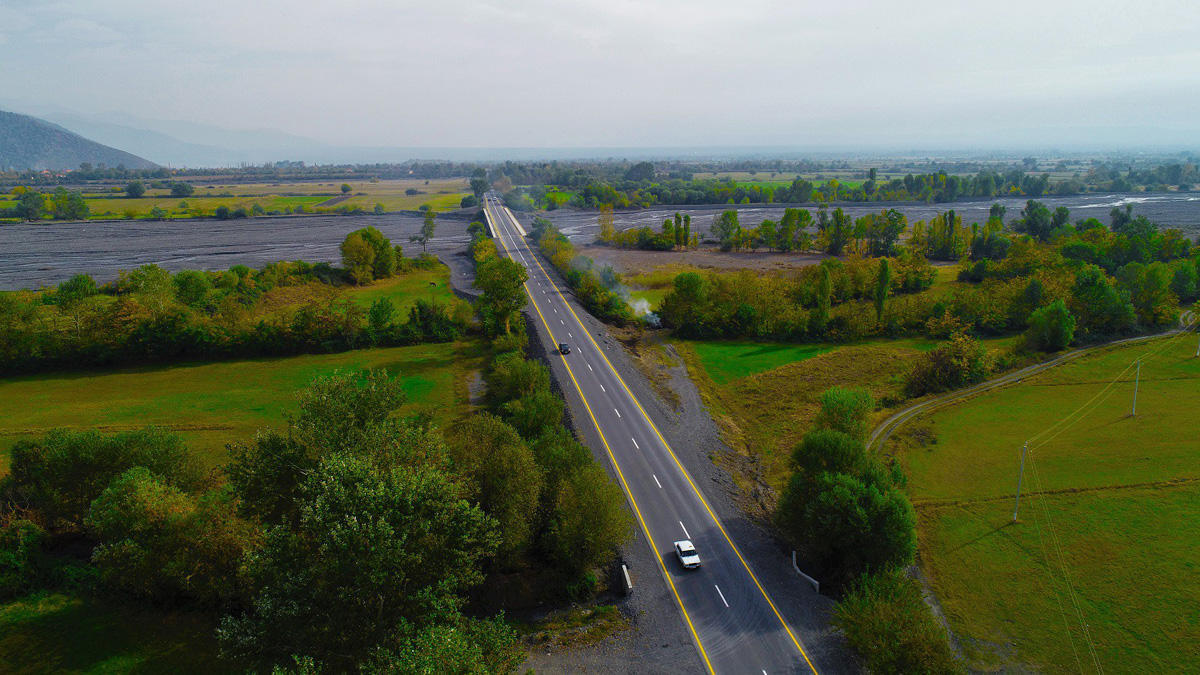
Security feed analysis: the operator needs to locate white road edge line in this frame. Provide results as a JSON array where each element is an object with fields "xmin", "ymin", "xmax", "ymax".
[
  {"xmin": 715, "ymin": 585, "xmax": 730, "ymax": 608},
  {"xmin": 679, "ymin": 521, "xmax": 690, "ymax": 539},
  {"xmin": 653, "ymin": 474, "xmax": 662, "ymax": 488}
]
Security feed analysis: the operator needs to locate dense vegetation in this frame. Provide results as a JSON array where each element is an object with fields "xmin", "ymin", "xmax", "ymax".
[
  {"xmin": 658, "ymin": 203, "xmax": 1196, "ymax": 350},
  {"xmin": 0, "ymin": 228, "xmax": 633, "ymax": 670},
  {"xmin": 528, "ymin": 217, "xmax": 635, "ymax": 325},
  {"xmin": 511, "ymin": 161, "xmax": 1200, "ymax": 210},
  {"xmin": 0, "ymin": 229, "xmax": 463, "ymax": 375}
]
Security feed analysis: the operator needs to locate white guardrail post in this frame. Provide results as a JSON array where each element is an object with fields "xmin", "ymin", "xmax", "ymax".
[{"xmin": 792, "ymin": 551, "xmax": 819, "ymax": 594}]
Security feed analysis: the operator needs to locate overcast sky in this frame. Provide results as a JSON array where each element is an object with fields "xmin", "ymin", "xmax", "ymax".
[{"xmin": 2, "ymin": 0, "xmax": 1199, "ymax": 149}]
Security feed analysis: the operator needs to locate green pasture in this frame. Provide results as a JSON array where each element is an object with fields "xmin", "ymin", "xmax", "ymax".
[
  {"xmin": 344, "ymin": 267, "xmax": 457, "ymax": 317},
  {"xmin": 0, "ymin": 341, "xmax": 475, "ymax": 475},
  {"xmin": 890, "ymin": 332, "xmax": 1200, "ymax": 672}
]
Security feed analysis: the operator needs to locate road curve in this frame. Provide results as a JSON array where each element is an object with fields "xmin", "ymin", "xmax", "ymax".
[
  {"xmin": 867, "ymin": 310, "xmax": 1197, "ymax": 453},
  {"xmin": 483, "ymin": 197, "xmax": 821, "ymax": 674}
]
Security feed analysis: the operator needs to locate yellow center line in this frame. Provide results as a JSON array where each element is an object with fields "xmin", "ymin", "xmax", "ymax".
[
  {"xmin": 486, "ymin": 205, "xmax": 716, "ymax": 674},
  {"xmin": 498, "ymin": 206, "xmax": 819, "ymax": 675}
]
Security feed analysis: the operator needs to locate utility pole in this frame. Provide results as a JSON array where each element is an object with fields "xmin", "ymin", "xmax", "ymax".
[
  {"xmin": 1131, "ymin": 359, "xmax": 1141, "ymax": 417},
  {"xmin": 1013, "ymin": 442, "xmax": 1028, "ymax": 522}
]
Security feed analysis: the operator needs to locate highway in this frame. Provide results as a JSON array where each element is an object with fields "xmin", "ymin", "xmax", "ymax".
[{"xmin": 483, "ymin": 196, "xmax": 820, "ymax": 674}]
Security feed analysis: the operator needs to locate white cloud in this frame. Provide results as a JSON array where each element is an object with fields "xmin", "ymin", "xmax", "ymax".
[{"xmin": 0, "ymin": 0, "xmax": 1197, "ymax": 149}]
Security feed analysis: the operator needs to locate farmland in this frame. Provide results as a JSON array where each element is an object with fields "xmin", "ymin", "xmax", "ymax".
[
  {"xmin": 885, "ymin": 331, "xmax": 1200, "ymax": 672},
  {"xmin": 0, "ymin": 177, "xmax": 471, "ymax": 222}
]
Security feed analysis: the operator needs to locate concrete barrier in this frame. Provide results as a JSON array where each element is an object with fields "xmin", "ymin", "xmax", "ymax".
[{"xmin": 792, "ymin": 551, "xmax": 820, "ymax": 594}]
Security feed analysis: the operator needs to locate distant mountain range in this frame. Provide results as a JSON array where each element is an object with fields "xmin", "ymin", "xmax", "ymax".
[{"xmin": 0, "ymin": 109, "xmax": 157, "ymax": 171}]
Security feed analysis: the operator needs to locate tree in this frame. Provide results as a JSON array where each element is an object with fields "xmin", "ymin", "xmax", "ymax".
[
  {"xmin": 874, "ymin": 258, "xmax": 892, "ymax": 324},
  {"xmin": 822, "ymin": 207, "xmax": 853, "ymax": 255},
  {"xmin": 412, "ymin": 209, "xmax": 437, "ymax": 253},
  {"xmin": 474, "ymin": 256, "xmax": 527, "ymax": 334},
  {"xmin": 545, "ymin": 462, "xmax": 632, "ymax": 574},
  {"xmin": 214, "ymin": 205, "xmax": 231, "ymax": 220},
  {"xmin": 172, "ymin": 270, "xmax": 213, "ymax": 307},
  {"xmin": 48, "ymin": 188, "xmax": 89, "ymax": 220},
  {"xmin": 340, "ymin": 183, "xmax": 352, "ymax": 194},
  {"xmin": 1119, "ymin": 261, "xmax": 1177, "ymax": 326},
  {"xmin": 1, "ymin": 428, "xmax": 202, "ymax": 532},
  {"xmin": 86, "ymin": 468, "xmax": 257, "ymax": 605},
  {"xmin": 217, "ymin": 455, "xmax": 498, "ymax": 670},
  {"xmin": 711, "ymin": 210, "xmax": 741, "ymax": 251},
  {"xmin": 775, "ymin": 431, "xmax": 916, "ymax": 585},
  {"xmin": 346, "ymin": 226, "xmax": 396, "ymax": 279},
  {"xmin": 833, "ymin": 569, "xmax": 961, "ymax": 675},
  {"xmin": 1026, "ymin": 299, "xmax": 1076, "ymax": 352},
  {"xmin": 815, "ymin": 387, "xmax": 874, "ymax": 441},
  {"xmin": 469, "ymin": 176, "xmax": 490, "ymax": 200},
  {"xmin": 1016, "ymin": 200, "xmax": 1053, "ymax": 242},
  {"xmin": 169, "ymin": 182, "xmax": 195, "ymax": 198},
  {"xmin": 450, "ymin": 414, "xmax": 543, "ymax": 564},
  {"xmin": 624, "ymin": 161, "xmax": 654, "ymax": 181},
  {"xmin": 904, "ymin": 332, "xmax": 989, "ymax": 397},
  {"xmin": 125, "ymin": 181, "xmax": 145, "ymax": 198},
  {"xmin": 810, "ymin": 265, "xmax": 832, "ymax": 335},
  {"xmin": 340, "ymin": 232, "xmax": 375, "ymax": 284},
  {"xmin": 14, "ymin": 190, "xmax": 45, "ymax": 220}
]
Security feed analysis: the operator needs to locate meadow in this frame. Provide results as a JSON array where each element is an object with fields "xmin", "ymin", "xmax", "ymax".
[
  {"xmin": 672, "ymin": 336, "xmax": 964, "ymax": 493},
  {"xmin": 887, "ymin": 332, "xmax": 1200, "ymax": 672},
  {"xmin": 0, "ymin": 340, "xmax": 479, "ymax": 475},
  {"xmin": 3, "ymin": 177, "xmax": 471, "ymax": 221}
]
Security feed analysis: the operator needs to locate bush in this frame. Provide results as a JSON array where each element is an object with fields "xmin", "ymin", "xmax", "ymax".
[
  {"xmin": 2, "ymin": 428, "xmax": 203, "ymax": 531},
  {"xmin": 833, "ymin": 569, "xmax": 962, "ymax": 675},
  {"xmin": 814, "ymin": 386, "xmax": 874, "ymax": 441},
  {"xmin": 0, "ymin": 519, "xmax": 50, "ymax": 600},
  {"xmin": 86, "ymin": 468, "xmax": 258, "ymax": 605},
  {"xmin": 776, "ymin": 469, "xmax": 916, "ymax": 586},
  {"xmin": 1026, "ymin": 299, "xmax": 1076, "ymax": 352},
  {"xmin": 904, "ymin": 333, "xmax": 990, "ymax": 397}
]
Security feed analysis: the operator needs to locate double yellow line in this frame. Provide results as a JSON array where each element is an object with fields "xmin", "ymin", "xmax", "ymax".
[{"xmin": 486, "ymin": 204, "xmax": 818, "ymax": 674}]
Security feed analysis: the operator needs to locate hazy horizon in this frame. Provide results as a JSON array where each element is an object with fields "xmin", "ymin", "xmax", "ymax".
[{"xmin": 3, "ymin": 1, "xmax": 1198, "ymax": 154}]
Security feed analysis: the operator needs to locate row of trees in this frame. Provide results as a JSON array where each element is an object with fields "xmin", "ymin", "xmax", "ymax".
[
  {"xmin": 597, "ymin": 207, "xmax": 697, "ymax": 250},
  {"xmin": 1, "ymin": 233, "xmax": 460, "ymax": 375},
  {"xmin": 530, "ymin": 218, "xmax": 635, "ymax": 325},
  {"xmin": 775, "ymin": 388, "xmax": 959, "ymax": 673}
]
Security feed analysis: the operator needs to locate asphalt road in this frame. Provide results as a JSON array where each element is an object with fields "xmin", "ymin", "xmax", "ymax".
[{"xmin": 483, "ymin": 196, "xmax": 820, "ymax": 674}]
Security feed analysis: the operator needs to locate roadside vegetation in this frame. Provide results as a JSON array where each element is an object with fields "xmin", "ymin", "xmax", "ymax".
[
  {"xmin": 0, "ymin": 223, "xmax": 634, "ymax": 672},
  {"xmin": 0, "ymin": 228, "xmax": 466, "ymax": 376}
]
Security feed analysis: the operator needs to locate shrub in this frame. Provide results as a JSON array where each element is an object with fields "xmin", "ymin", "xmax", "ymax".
[
  {"xmin": 904, "ymin": 333, "xmax": 990, "ymax": 397},
  {"xmin": 2, "ymin": 428, "xmax": 203, "ymax": 531},
  {"xmin": 833, "ymin": 569, "xmax": 962, "ymax": 675},
  {"xmin": 1026, "ymin": 299, "xmax": 1076, "ymax": 352},
  {"xmin": 0, "ymin": 519, "xmax": 50, "ymax": 600},
  {"xmin": 814, "ymin": 386, "xmax": 874, "ymax": 441}
]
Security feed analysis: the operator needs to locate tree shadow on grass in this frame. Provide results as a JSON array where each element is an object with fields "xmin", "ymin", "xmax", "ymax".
[{"xmin": 0, "ymin": 591, "xmax": 224, "ymax": 675}]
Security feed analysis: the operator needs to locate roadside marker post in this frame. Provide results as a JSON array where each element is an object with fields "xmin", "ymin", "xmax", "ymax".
[{"xmin": 1013, "ymin": 442, "xmax": 1028, "ymax": 522}]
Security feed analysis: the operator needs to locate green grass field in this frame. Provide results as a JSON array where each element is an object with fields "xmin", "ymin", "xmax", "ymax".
[
  {"xmin": 888, "ymin": 332, "xmax": 1200, "ymax": 672},
  {"xmin": 344, "ymin": 267, "xmax": 458, "ymax": 316},
  {"xmin": 675, "ymin": 336, "xmax": 960, "ymax": 491},
  {"xmin": 0, "ymin": 340, "xmax": 480, "ymax": 475},
  {"xmin": 12, "ymin": 178, "xmax": 471, "ymax": 221}
]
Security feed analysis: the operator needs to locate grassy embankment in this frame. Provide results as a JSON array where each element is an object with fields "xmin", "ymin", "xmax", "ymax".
[
  {"xmin": 0, "ymin": 266, "xmax": 483, "ymax": 670},
  {"xmin": 0, "ymin": 178, "xmax": 470, "ymax": 221},
  {"xmin": 885, "ymin": 331, "xmax": 1200, "ymax": 672}
]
